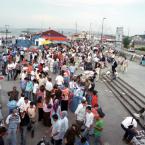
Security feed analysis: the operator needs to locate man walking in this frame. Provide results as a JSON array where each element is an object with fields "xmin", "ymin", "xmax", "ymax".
[{"xmin": 6, "ymin": 109, "xmax": 21, "ymax": 145}]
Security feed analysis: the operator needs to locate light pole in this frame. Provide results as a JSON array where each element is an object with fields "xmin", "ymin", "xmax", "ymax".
[{"xmin": 100, "ymin": 17, "xmax": 106, "ymax": 44}]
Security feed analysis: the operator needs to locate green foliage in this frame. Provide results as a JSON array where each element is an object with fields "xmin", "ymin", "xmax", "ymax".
[
  {"xmin": 123, "ymin": 36, "xmax": 131, "ymax": 48},
  {"xmin": 136, "ymin": 47, "xmax": 145, "ymax": 51}
]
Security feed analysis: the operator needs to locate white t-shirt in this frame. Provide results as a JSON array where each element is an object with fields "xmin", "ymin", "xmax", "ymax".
[
  {"xmin": 75, "ymin": 103, "xmax": 86, "ymax": 121},
  {"xmin": 7, "ymin": 63, "xmax": 14, "ymax": 71},
  {"xmin": 33, "ymin": 83, "xmax": 39, "ymax": 94},
  {"xmin": 85, "ymin": 112, "xmax": 94, "ymax": 128},
  {"xmin": 21, "ymin": 72, "xmax": 27, "ymax": 80},
  {"xmin": 45, "ymin": 81, "xmax": 53, "ymax": 92},
  {"xmin": 52, "ymin": 120, "xmax": 61, "ymax": 140},
  {"xmin": 17, "ymin": 97, "xmax": 25, "ymax": 107},
  {"xmin": 55, "ymin": 75, "xmax": 64, "ymax": 85},
  {"xmin": 20, "ymin": 101, "xmax": 30, "ymax": 111},
  {"xmin": 121, "ymin": 117, "xmax": 137, "ymax": 129}
]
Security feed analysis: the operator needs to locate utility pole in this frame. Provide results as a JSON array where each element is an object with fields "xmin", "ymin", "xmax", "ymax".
[
  {"xmin": 75, "ymin": 22, "xmax": 78, "ymax": 34},
  {"xmin": 5, "ymin": 25, "xmax": 10, "ymax": 46},
  {"xmin": 100, "ymin": 18, "xmax": 106, "ymax": 44},
  {"xmin": 89, "ymin": 23, "xmax": 92, "ymax": 40}
]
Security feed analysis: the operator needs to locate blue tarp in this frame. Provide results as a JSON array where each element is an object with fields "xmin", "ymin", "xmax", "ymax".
[{"xmin": 16, "ymin": 39, "xmax": 32, "ymax": 48}]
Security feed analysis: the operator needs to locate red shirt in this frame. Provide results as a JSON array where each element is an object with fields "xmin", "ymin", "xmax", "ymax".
[{"xmin": 91, "ymin": 95, "xmax": 98, "ymax": 107}]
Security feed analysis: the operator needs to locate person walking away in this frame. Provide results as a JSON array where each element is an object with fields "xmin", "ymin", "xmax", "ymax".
[
  {"xmin": 51, "ymin": 114, "xmax": 62, "ymax": 145},
  {"xmin": 60, "ymin": 111, "xmax": 69, "ymax": 140},
  {"xmin": 27, "ymin": 102, "xmax": 36, "ymax": 138},
  {"xmin": 61, "ymin": 87, "xmax": 69, "ymax": 111},
  {"xmin": 94, "ymin": 115, "xmax": 104, "ymax": 145},
  {"xmin": 64, "ymin": 124, "xmax": 80, "ymax": 145},
  {"xmin": 19, "ymin": 108, "xmax": 30, "ymax": 145},
  {"xmin": 122, "ymin": 57, "xmax": 128, "ymax": 73},
  {"xmin": 51, "ymin": 99, "xmax": 61, "ymax": 124},
  {"xmin": 6, "ymin": 61, "xmax": 13, "ymax": 81},
  {"xmin": 32, "ymin": 79, "xmax": 39, "ymax": 104},
  {"xmin": 95, "ymin": 63, "xmax": 101, "ymax": 82},
  {"xmin": 91, "ymin": 90, "xmax": 98, "ymax": 108},
  {"xmin": 25, "ymin": 78, "xmax": 33, "ymax": 101},
  {"xmin": 6, "ymin": 109, "xmax": 21, "ymax": 145},
  {"xmin": 14, "ymin": 61, "xmax": 21, "ymax": 80},
  {"xmin": 111, "ymin": 58, "xmax": 118, "ymax": 80},
  {"xmin": 83, "ymin": 106, "xmax": 94, "ymax": 140},
  {"xmin": 75, "ymin": 98, "xmax": 87, "ymax": 132},
  {"xmin": 43, "ymin": 95, "xmax": 53, "ymax": 126}
]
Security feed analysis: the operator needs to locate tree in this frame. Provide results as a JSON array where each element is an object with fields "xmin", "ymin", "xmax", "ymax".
[{"xmin": 123, "ymin": 36, "xmax": 131, "ymax": 48}]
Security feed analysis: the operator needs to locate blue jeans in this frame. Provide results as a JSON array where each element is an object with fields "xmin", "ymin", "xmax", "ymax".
[
  {"xmin": 94, "ymin": 136, "xmax": 103, "ymax": 145},
  {"xmin": 25, "ymin": 91, "xmax": 32, "ymax": 101},
  {"xmin": 7, "ymin": 70, "xmax": 13, "ymax": 81},
  {"xmin": 7, "ymin": 128, "xmax": 17, "ymax": 145},
  {"xmin": 20, "ymin": 126, "xmax": 27, "ymax": 145}
]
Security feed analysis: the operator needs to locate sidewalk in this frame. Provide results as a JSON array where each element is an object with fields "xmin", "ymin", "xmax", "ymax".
[{"xmin": 119, "ymin": 61, "xmax": 145, "ymax": 95}]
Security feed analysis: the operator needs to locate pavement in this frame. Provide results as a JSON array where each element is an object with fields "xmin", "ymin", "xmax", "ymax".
[
  {"xmin": 0, "ymin": 61, "xmax": 144, "ymax": 145},
  {"xmin": 119, "ymin": 61, "xmax": 145, "ymax": 95}
]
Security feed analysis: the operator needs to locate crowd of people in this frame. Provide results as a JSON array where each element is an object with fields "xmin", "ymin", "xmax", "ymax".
[{"xmin": 0, "ymin": 39, "xmax": 132, "ymax": 145}]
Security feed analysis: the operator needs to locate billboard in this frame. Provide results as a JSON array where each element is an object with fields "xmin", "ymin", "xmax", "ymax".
[{"xmin": 116, "ymin": 27, "xmax": 123, "ymax": 49}]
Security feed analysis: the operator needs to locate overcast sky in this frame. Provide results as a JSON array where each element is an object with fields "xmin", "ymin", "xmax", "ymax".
[{"xmin": 0, "ymin": 0, "xmax": 145, "ymax": 35}]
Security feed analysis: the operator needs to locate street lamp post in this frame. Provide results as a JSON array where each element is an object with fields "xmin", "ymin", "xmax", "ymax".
[{"xmin": 100, "ymin": 18, "xmax": 106, "ymax": 44}]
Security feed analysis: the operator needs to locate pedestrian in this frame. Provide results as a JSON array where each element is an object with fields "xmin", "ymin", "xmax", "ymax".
[
  {"xmin": 19, "ymin": 108, "xmax": 30, "ymax": 145},
  {"xmin": 91, "ymin": 90, "xmax": 98, "ymax": 108},
  {"xmin": 75, "ymin": 98, "xmax": 87, "ymax": 131},
  {"xmin": 17, "ymin": 93, "xmax": 25, "ymax": 108},
  {"xmin": 25, "ymin": 78, "xmax": 33, "ymax": 101},
  {"xmin": 51, "ymin": 114, "xmax": 62, "ymax": 145},
  {"xmin": 94, "ymin": 114, "xmax": 104, "ymax": 145},
  {"xmin": 6, "ymin": 109, "xmax": 21, "ymax": 145},
  {"xmin": 8, "ymin": 86, "xmax": 19, "ymax": 101},
  {"xmin": 27, "ymin": 102, "xmax": 36, "ymax": 138},
  {"xmin": 43, "ymin": 94, "xmax": 53, "ymax": 127},
  {"xmin": 111, "ymin": 57, "xmax": 118, "ymax": 80},
  {"xmin": 0, "ymin": 126, "xmax": 7, "ymax": 145},
  {"xmin": 61, "ymin": 86, "xmax": 69, "ymax": 111},
  {"xmin": 83, "ymin": 106, "xmax": 94, "ymax": 139},
  {"xmin": 64, "ymin": 124, "xmax": 80, "ymax": 145},
  {"xmin": 60, "ymin": 111, "xmax": 69, "ymax": 140}
]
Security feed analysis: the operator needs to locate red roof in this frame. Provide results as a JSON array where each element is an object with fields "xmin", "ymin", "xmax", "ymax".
[{"xmin": 41, "ymin": 30, "xmax": 67, "ymax": 41}]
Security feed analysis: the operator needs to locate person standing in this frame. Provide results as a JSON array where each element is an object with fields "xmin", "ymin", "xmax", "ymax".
[
  {"xmin": 19, "ymin": 109, "xmax": 30, "ymax": 145},
  {"xmin": 112, "ymin": 58, "xmax": 118, "ymax": 80},
  {"xmin": 25, "ymin": 78, "xmax": 33, "ymax": 101},
  {"xmin": 94, "ymin": 115, "xmax": 104, "ymax": 145},
  {"xmin": 91, "ymin": 90, "xmax": 98, "ymax": 108},
  {"xmin": 75, "ymin": 98, "xmax": 87, "ymax": 131},
  {"xmin": 83, "ymin": 106, "xmax": 94, "ymax": 139},
  {"xmin": 0, "ymin": 126, "xmax": 7, "ymax": 145},
  {"xmin": 27, "ymin": 102, "xmax": 36, "ymax": 138},
  {"xmin": 45, "ymin": 77, "xmax": 53, "ymax": 92},
  {"xmin": 6, "ymin": 109, "xmax": 21, "ymax": 145},
  {"xmin": 51, "ymin": 114, "xmax": 62, "ymax": 145},
  {"xmin": 60, "ymin": 111, "xmax": 69, "ymax": 140}
]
